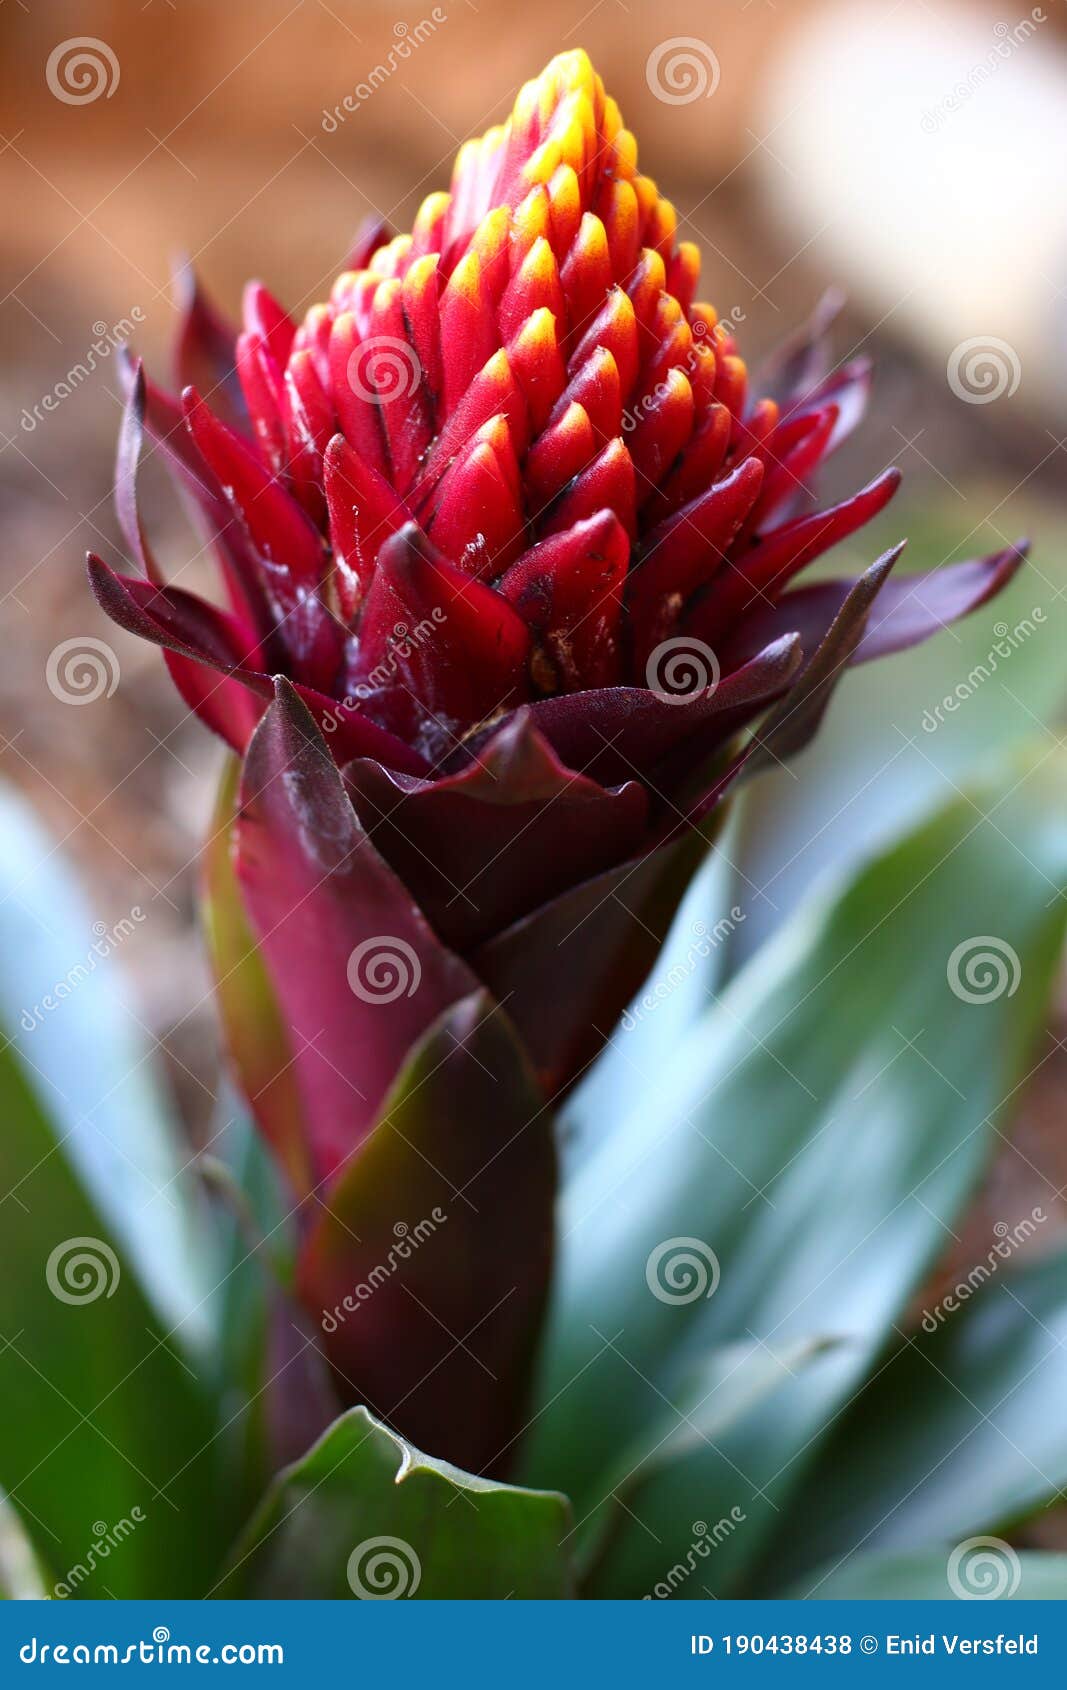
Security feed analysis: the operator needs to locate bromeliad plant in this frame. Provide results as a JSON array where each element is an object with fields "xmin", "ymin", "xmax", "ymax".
[
  {"xmin": 4, "ymin": 49, "xmax": 1066, "ymax": 1599},
  {"xmin": 87, "ymin": 49, "xmax": 1025, "ymax": 1474}
]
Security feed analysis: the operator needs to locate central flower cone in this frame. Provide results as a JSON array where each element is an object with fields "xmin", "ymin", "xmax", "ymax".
[{"xmin": 88, "ymin": 50, "xmax": 1026, "ymax": 1475}]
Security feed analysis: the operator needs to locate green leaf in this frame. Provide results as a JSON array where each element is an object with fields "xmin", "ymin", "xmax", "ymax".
[
  {"xmin": 199, "ymin": 1092, "xmax": 295, "ymax": 1528},
  {"xmin": 791, "ymin": 1548, "xmax": 1067, "ymax": 1601},
  {"xmin": 216, "ymin": 1405, "xmax": 574, "ymax": 1598},
  {"xmin": 562, "ymin": 812, "xmax": 745, "ymax": 1177},
  {"xmin": 520, "ymin": 747, "xmax": 1067, "ymax": 1596},
  {"xmin": 761, "ymin": 1246, "xmax": 1067, "ymax": 1590},
  {"xmin": 0, "ymin": 1037, "xmax": 223, "ymax": 1594},
  {"xmin": 0, "ymin": 782, "xmax": 218, "ymax": 1349},
  {"xmin": 0, "ymin": 784, "xmax": 226, "ymax": 1593},
  {"xmin": 581, "ymin": 1338, "xmax": 838, "ymax": 1598}
]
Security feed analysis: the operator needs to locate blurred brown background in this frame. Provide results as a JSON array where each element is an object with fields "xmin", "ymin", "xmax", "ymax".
[{"xmin": 2, "ymin": 0, "xmax": 1066, "ymax": 1158}]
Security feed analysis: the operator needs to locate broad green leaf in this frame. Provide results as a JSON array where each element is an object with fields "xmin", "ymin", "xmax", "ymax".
[
  {"xmin": 217, "ymin": 1405, "xmax": 573, "ymax": 1598},
  {"xmin": 563, "ymin": 810, "xmax": 746, "ymax": 1176},
  {"xmin": 521, "ymin": 747, "xmax": 1067, "ymax": 1597},
  {"xmin": 0, "ymin": 784, "xmax": 228, "ymax": 1592},
  {"xmin": 0, "ymin": 1038, "xmax": 224, "ymax": 1595},
  {"xmin": 761, "ymin": 1247, "xmax": 1067, "ymax": 1590},
  {"xmin": 792, "ymin": 1548, "xmax": 1067, "ymax": 1601},
  {"xmin": 200, "ymin": 1092, "xmax": 295, "ymax": 1528},
  {"xmin": 581, "ymin": 1338, "xmax": 838, "ymax": 1598},
  {"xmin": 0, "ymin": 783, "xmax": 218, "ymax": 1349}
]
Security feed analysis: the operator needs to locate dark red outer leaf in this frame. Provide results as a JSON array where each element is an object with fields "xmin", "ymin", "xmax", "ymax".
[
  {"xmin": 182, "ymin": 387, "xmax": 324, "ymax": 593},
  {"xmin": 627, "ymin": 457, "xmax": 766, "ymax": 666},
  {"xmin": 87, "ymin": 552, "xmax": 429, "ymax": 771},
  {"xmin": 742, "ymin": 543, "xmax": 906, "ymax": 779},
  {"xmin": 114, "ymin": 365, "xmax": 165, "ymax": 586},
  {"xmin": 162, "ymin": 650, "xmax": 263, "ymax": 752},
  {"xmin": 730, "ymin": 544, "xmax": 1029, "ymax": 669},
  {"xmin": 343, "ymin": 709, "xmax": 649, "ymax": 951},
  {"xmin": 691, "ymin": 467, "xmax": 902, "ymax": 634},
  {"xmin": 343, "ymin": 215, "xmax": 394, "ymax": 272},
  {"xmin": 117, "ymin": 354, "xmax": 276, "ymax": 644},
  {"xmin": 297, "ymin": 990, "xmax": 556, "ymax": 1476},
  {"xmin": 475, "ymin": 827, "xmax": 712, "ymax": 1098},
  {"xmin": 507, "ymin": 634, "xmax": 803, "ymax": 788},
  {"xmin": 87, "ymin": 552, "xmax": 261, "ymax": 679},
  {"xmin": 753, "ymin": 285, "xmax": 845, "ymax": 406},
  {"xmin": 234, "ymin": 679, "xmax": 479, "ymax": 1189},
  {"xmin": 172, "ymin": 260, "xmax": 247, "ymax": 434}
]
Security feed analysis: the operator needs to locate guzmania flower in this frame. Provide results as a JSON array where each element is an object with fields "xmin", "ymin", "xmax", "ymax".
[{"xmin": 88, "ymin": 49, "xmax": 1025, "ymax": 1474}]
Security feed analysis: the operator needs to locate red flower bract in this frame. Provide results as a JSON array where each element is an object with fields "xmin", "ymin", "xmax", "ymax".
[{"xmin": 89, "ymin": 50, "xmax": 1025, "ymax": 1473}]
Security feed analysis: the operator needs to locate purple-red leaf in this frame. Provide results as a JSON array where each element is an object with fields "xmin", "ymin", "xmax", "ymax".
[
  {"xmin": 233, "ymin": 680, "xmax": 478, "ymax": 1188},
  {"xmin": 298, "ymin": 990, "xmax": 555, "ymax": 1475}
]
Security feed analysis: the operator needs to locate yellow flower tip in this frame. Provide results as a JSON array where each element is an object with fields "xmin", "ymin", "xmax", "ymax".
[
  {"xmin": 573, "ymin": 211, "xmax": 609, "ymax": 267},
  {"xmin": 447, "ymin": 249, "xmax": 483, "ymax": 302},
  {"xmin": 512, "ymin": 305, "xmax": 558, "ymax": 357},
  {"xmin": 512, "ymin": 235, "xmax": 555, "ymax": 297}
]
